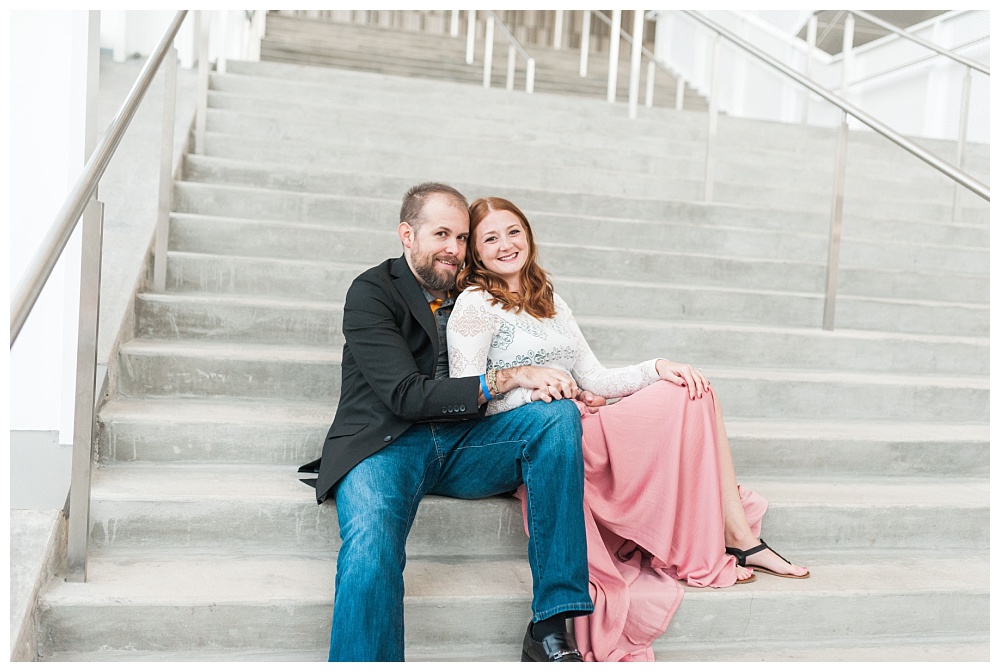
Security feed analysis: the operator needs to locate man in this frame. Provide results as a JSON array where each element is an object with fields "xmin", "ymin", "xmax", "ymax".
[{"xmin": 299, "ymin": 183, "xmax": 594, "ymax": 662}]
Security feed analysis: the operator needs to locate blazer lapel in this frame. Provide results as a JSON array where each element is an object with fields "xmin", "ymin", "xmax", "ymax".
[{"xmin": 391, "ymin": 255, "xmax": 439, "ymax": 352}]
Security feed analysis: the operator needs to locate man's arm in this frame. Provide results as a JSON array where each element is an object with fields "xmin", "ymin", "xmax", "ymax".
[{"xmin": 343, "ymin": 273, "xmax": 481, "ymax": 421}]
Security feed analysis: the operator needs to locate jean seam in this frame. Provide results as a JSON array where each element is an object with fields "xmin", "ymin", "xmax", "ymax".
[
  {"xmin": 522, "ymin": 441, "xmax": 546, "ymax": 594},
  {"xmin": 534, "ymin": 602, "xmax": 595, "ymax": 622}
]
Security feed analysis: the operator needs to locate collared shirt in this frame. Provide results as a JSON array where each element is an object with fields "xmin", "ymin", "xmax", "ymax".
[{"xmin": 422, "ymin": 287, "xmax": 455, "ymax": 380}]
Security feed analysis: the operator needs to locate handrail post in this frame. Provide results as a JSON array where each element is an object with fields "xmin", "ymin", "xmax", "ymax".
[
  {"xmin": 195, "ymin": 10, "xmax": 209, "ymax": 155},
  {"xmin": 675, "ymin": 78, "xmax": 685, "ymax": 111},
  {"xmin": 450, "ymin": 9, "xmax": 459, "ymax": 37},
  {"xmin": 704, "ymin": 34, "xmax": 721, "ymax": 203},
  {"xmin": 526, "ymin": 58, "xmax": 536, "ymax": 94},
  {"xmin": 506, "ymin": 45, "xmax": 516, "ymax": 91},
  {"xmin": 483, "ymin": 14, "xmax": 495, "ymax": 88},
  {"xmin": 645, "ymin": 60, "xmax": 655, "ymax": 107},
  {"xmin": 953, "ymin": 65, "xmax": 973, "ymax": 221},
  {"xmin": 553, "ymin": 10, "xmax": 564, "ymax": 49},
  {"xmin": 628, "ymin": 9, "xmax": 644, "ymax": 119},
  {"xmin": 466, "ymin": 10, "xmax": 477, "ymax": 64},
  {"xmin": 823, "ymin": 113, "xmax": 850, "ymax": 331},
  {"xmin": 607, "ymin": 9, "xmax": 622, "ymax": 102},
  {"xmin": 840, "ymin": 13, "xmax": 855, "ymax": 97},
  {"xmin": 153, "ymin": 47, "xmax": 178, "ymax": 292},
  {"xmin": 580, "ymin": 10, "xmax": 591, "ymax": 77},
  {"xmin": 66, "ymin": 198, "xmax": 105, "ymax": 582}
]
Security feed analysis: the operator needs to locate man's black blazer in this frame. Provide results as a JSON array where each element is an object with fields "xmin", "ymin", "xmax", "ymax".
[{"xmin": 299, "ymin": 255, "xmax": 484, "ymax": 503}]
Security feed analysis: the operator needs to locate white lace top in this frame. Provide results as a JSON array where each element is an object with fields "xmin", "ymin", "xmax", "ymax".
[{"xmin": 447, "ymin": 288, "xmax": 660, "ymax": 415}]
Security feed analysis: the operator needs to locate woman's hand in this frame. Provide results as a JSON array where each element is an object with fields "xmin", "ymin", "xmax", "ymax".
[
  {"xmin": 575, "ymin": 389, "xmax": 608, "ymax": 414},
  {"xmin": 655, "ymin": 359, "xmax": 710, "ymax": 400}
]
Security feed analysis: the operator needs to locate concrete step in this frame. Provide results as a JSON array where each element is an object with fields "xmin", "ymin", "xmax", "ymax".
[
  {"xmin": 96, "ymin": 396, "xmax": 989, "ymax": 479},
  {"xmin": 162, "ymin": 252, "xmax": 988, "ymax": 339},
  {"xmin": 133, "ymin": 292, "xmax": 988, "ymax": 376},
  {"xmin": 114, "ymin": 339, "xmax": 988, "ymax": 423},
  {"xmin": 213, "ymin": 61, "xmax": 990, "ymax": 178},
  {"xmin": 199, "ymin": 103, "xmax": 973, "ymax": 209},
  {"xmin": 36, "ymin": 550, "xmax": 989, "ymax": 660},
  {"xmin": 175, "ymin": 162, "xmax": 989, "ymax": 256},
  {"xmin": 169, "ymin": 187, "xmax": 987, "ymax": 304},
  {"xmin": 85, "ymin": 463, "xmax": 989, "ymax": 553},
  {"xmin": 41, "ymin": 638, "xmax": 993, "ymax": 663},
  {"xmin": 167, "ymin": 197, "xmax": 989, "ymax": 277}
]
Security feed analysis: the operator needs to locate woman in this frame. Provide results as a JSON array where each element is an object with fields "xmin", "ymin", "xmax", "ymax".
[{"xmin": 447, "ymin": 197, "xmax": 808, "ymax": 662}]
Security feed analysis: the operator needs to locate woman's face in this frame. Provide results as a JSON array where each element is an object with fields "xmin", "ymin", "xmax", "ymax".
[{"xmin": 474, "ymin": 209, "xmax": 530, "ymax": 291}]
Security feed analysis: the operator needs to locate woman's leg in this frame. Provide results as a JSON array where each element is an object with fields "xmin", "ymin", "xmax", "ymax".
[{"xmin": 713, "ymin": 391, "xmax": 809, "ymax": 577}]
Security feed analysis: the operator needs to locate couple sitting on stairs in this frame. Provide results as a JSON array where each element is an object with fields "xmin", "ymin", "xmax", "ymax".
[{"xmin": 298, "ymin": 182, "xmax": 809, "ymax": 663}]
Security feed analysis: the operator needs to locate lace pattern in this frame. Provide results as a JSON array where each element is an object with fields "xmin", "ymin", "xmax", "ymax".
[{"xmin": 447, "ymin": 288, "xmax": 659, "ymax": 415}]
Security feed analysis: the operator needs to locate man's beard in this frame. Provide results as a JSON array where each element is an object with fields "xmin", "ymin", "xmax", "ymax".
[{"xmin": 412, "ymin": 249, "xmax": 459, "ymax": 292}]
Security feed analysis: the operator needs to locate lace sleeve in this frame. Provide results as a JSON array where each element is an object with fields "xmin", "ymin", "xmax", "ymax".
[
  {"xmin": 558, "ymin": 295, "xmax": 659, "ymax": 398},
  {"xmin": 447, "ymin": 289, "xmax": 532, "ymax": 416}
]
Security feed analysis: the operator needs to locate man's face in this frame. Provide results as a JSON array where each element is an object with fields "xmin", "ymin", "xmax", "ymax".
[{"xmin": 400, "ymin": 194, "xmax": 470, "ymax": 294}]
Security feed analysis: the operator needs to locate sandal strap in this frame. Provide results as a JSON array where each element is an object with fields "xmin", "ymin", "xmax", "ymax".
[
  {"xmin": 758, "ymin": 538, "xmax": 792, "ymax": 565},
  {"xmin": 724, "ymin": 541, "xmax": 770, "ymax": 566}
]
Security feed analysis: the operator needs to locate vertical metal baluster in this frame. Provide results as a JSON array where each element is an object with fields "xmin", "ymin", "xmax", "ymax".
[
  {"xmin": 507, "ymin": 45, "xmax": 516, "ymax": 91},
  {"xmin": 153, "ymin": 47, "xmax": 178, "ymax": 293},
  {"xmin": 195, "ymin": 11, "xmax": 209, "ymax": 155},
  {"xmin": 823, "ymin": 113, "xmax": 850, "ymax": 331},
  {"xmin": 953, "ymin": 65, "xmax": 972, "ymax": 221},
  {"xmin": 628, "ymin": 10, "xmax": 643, "ymax": 119},
  {"xmin": 450, "ymin": 10, "xmax": 459, "ymax": 37},
  {"xmin": 580, "ymin": 11, "xmax": 591, "ymax": 77},
  {"xmin": 526, "ymin": 58, "xmax": 535, "ymax": 94},
  {"xmin": 607, "ymin": 10, "xmax": 621, "ymax": 102},
  {"xmin": 704, "ymin": 34, "xmax": 721, "ymax": 203},
  {"xmin": 553, "ymin": 10, "xmax": 563, "ymax": 49},
  {"xmin": 466, "ymin": 10, "xmax": 477, "ymax": 64},
  {"xmin": 645, "ymin": 60, "xmax": 655, "ymax": 108},
  {"xmin": 483, "ymin": 14, "xmax": 494, "ymax": 88},
  {"xmin": 66, "ymin": 198, "xmax": 105, "ymax": 583}
]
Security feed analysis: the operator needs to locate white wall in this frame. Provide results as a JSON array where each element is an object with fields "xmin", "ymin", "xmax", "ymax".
[
  {"xmin": 9, "ymin": 11, "xmax": 99, "ymax": 443},
  {"xmin": 654, "ymin": 10, "xmax": 990, "ymax": 143}
]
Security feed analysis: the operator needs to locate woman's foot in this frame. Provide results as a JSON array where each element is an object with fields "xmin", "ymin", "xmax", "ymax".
[
  {"xmin": 725, "ymin": 538, "xmax": 809, "ymax": 579},
  {"xmin": 735, "ymin": 565, "xmax": 755, "ymax": 583}
]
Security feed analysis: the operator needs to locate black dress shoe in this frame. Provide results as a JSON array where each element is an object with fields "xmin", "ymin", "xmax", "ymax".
[{"xmin": 521, "ymin": 622, "xmax": 583, "ymax": 662}]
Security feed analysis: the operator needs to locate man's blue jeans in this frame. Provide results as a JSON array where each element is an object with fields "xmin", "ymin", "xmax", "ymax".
[{"xmin": 328, "ymin": 398, "xmax": 593, "ymax": 662}]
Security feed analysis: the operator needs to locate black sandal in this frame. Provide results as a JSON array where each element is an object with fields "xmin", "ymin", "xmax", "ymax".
[{"xmin": 725, "ymin": 538, "xmax": 810, "ymax": 579}]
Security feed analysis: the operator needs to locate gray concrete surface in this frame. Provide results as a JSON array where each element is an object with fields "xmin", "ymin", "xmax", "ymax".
[{"xmin": 9, "ymin": 50, "xmax": 197, "ymax": 662}]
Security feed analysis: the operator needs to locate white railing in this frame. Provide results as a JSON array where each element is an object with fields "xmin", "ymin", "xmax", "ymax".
[{"xmin": 10, "ymin": 10, "xmax": 193, "ymax": 582}]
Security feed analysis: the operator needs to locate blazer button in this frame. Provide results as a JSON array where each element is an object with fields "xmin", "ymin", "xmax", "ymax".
[
  {"xmin": 441, "ymin": 407, "xmax": 448, "ymax": 414},
  {"xmin": 459, "ymin": 404, "xmax": 466, "ymax": 412},
  {"xmin": 383, "ymin": 435, "xmax": 392, "ymax": 443},
  {"xmin": 448, "ymin": 405, "xmax": 455, "ymax": 413}
]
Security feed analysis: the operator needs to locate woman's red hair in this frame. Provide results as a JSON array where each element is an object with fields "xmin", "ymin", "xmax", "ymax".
[{"xmin": 457, "ymin": 197, "xmax": 556, "ymax": 320}]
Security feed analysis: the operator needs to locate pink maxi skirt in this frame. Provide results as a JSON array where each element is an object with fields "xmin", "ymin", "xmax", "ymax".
[{"xmin": 516, "ymin": 380, "xmax": 767, "ymax": 662}]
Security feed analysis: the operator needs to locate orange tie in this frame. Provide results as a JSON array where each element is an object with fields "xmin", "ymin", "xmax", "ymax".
[{"xmin": 429, "ymin": 298, "xmax": 443, "ymax": 314}]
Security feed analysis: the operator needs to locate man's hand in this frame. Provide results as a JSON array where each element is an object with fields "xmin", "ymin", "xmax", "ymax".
[{"xmin": 499, "ymin": 365, "xmax": 579, "ymax": 402}]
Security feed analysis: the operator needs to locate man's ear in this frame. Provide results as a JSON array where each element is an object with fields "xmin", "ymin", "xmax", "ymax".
[{"xmin": 398, "ymin": 221, "xmax": 414, "ymax": 250}]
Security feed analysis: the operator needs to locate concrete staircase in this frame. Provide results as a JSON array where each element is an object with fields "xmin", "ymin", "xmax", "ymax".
[
  {"xmin": 260, "ymin": 11, "xmax": 707, "ymax": 111},
  {"xmin": 33, "ymin": 49, "xmax": 989, "ymax": 662}
]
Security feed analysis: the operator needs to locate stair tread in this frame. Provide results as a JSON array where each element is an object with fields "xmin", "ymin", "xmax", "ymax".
[
  {"xmin": 40, "ymin": 549, "xmax": 991, "ymax": 606},
  {"xmin": 89, "ymin": 462, "xmax": 989, "ymax": 507},
  {"xmin": 97, "ymin": 396, "xmax": 990, "ymax": 442},
  {"xmin": 115, "ymin": 339, "xmax": 990, "ymax": 387}
]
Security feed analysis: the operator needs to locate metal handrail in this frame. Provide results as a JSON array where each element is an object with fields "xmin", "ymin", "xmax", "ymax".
[
  {"xmin": 10, "ymin": 10, "xmax": 191, "ymax": 583},
  {"xmin": 848, "ymin": 34, "xmax": 989, "ymax": 87},
  {"xmin": 850, "ymin": 10, "xmax": 989, "ymax": 76},
  {"xmin": 682, "ymin": 10, "xmax": 989, "ymax": 202},
  {"xmin": 588, "ymin": 10, "xmax": 687, "ymax": 112},
  {"xmin": 10, "ymin": 11, "xmax": 190, "ymax": 346},
  {"xmin": 475, "ymin": 10, "xmax": 535, "ymax": 93}
]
